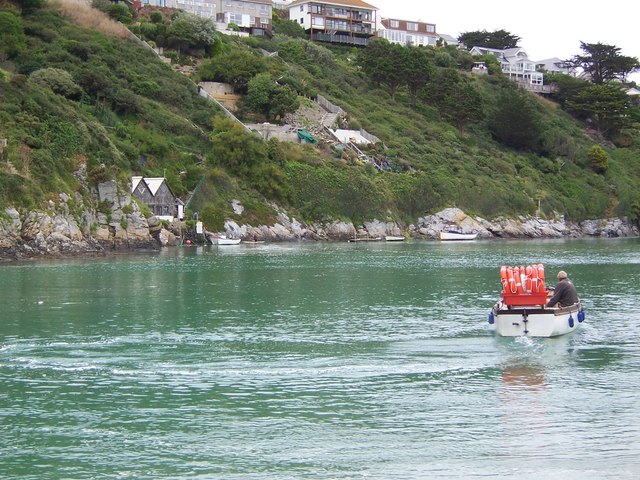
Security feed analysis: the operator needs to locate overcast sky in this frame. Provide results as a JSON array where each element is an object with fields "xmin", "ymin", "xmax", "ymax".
[{"xmin": 372, "ymin": 0, "xmax": 640, "ymax": 81}]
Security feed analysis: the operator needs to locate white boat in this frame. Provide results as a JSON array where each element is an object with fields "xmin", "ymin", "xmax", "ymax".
[
  {"xmin": 489, "ymin": 264, "xmax": 585, "ymax": 337},
  {"xmin": 209, "ymin": 234, "xmax": 241, "ymax": 245},
  {"xmin": 385, "ymin": 235, "xmax": 405, "ymax": 242},
  {"xmin": 439, "ymin": 225, "xmax": 478, "ymax": 241},
  {"xmin": 489, "ymin": 300, "xmax": 584, "ymax": 337}
]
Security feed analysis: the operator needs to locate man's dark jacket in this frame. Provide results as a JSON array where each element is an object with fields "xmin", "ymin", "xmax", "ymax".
[{"xmin": 546, "ymin": 278, "xmax": 579, "ymax": 307}]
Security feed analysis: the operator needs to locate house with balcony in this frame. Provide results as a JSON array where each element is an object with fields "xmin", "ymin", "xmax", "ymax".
[
  {"xmin": 470, "ymin": 46, "xmax": 548, "ymax": 91},
  {"xmin": 215, "ymin": 0, "xmax": 273, "ymax": 36},
  {"xmin": 377, "ymin": 18, "xmax": 440, "ymax": 47},
  {"xmin": 289, "ymin": 0, "xmax": 378, "ymax": 46},
  {"xmin": 535, "ymin": 57, "xmax": 576, "ymax": 76}
]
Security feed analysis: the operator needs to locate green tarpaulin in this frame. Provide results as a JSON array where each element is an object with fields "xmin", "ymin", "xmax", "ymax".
[{"xmin": 297, "ymin": 130, "xmax": 317, "ymax": 144}]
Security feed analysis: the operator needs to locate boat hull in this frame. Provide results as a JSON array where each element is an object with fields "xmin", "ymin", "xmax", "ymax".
[
  {"xmin": 209, "ymin": 236, "xmax": 241, "ymax": 245},
  {"xmin": 491, "ymin": 302, "xmax": 583, "ymax": 337},
  {"xmin": 439, "ymin": 231, "xmax": 478, "ymax": 241}
]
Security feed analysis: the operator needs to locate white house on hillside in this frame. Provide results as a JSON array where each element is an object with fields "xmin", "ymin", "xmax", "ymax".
[
  {"xmin": 470, "ymin": 46, "xmax": 544, "ymax": 86},
  {"xmin": 376, "ymin": 17, "xmax": 458, "ymax": 47},
  {"xmin": 535, "ymin": 57, "xmax": 575, "ymax": 76}
]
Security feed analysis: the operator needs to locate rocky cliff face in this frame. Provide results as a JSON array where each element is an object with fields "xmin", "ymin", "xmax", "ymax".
[
  {"xmin": 216, "ymin": 206, "xmax": 638, "ymax": 243},
  {"xmin": 1, "ymin": 198, "xmax": 637, "ymax": 262},
  {"xmin": 0, "ymin": 180, "xmax": 159, "ymax": 260}
]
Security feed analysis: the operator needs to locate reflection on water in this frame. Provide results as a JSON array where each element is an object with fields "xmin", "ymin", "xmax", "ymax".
[{"xmin": 502, "ymin": 362, "xmax": 547, "ymax": 389}]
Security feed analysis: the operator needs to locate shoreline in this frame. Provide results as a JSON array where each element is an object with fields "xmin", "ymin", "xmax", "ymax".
[{"xmin": 2, "ymin": 206, "xmax": 638, "ymax": 262}]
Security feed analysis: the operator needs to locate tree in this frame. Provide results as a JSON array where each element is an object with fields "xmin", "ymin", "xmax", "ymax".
[
  {"xmin": 489, "ymin": 87, "xmax": 543, "ymax": 151},
  {"xmin": 0, "ymin": 11, "xmax": 26, "ymax": 59},
  {"xmin": 567, "ymin": 42, "xmax": 640, "ymax": 84},
  {"xmin": 458, "ymin": 29, "xmax": 520, "ymax": 49},
  {"xmin": 547, "ymin": 72, "xmax": 589, "ymax": 107},
  {"xmin": 209, "ymin": 117, "xmax": 267, "ymax": 176},
  {"xmin": 167, "ymin": 12, "xmax": 218, "ymax": 54},
  {"xmin": 245, "ymin": 73, "xmax": 299, "ymax": 119},
  {"xmin": 108, "ymin": 3, "xmax": 132, "ymax": 24},
  {"xmin": 359, "ymin": 39, "xmax": 406, "ymax": 101},
  {"xmin": 15, "ymin": 0, "xmax": 45, "ymax": 13},
  {"xmin": 29, "ymin": 68, "xmax": 83, "ymax": 100},
  {"xmin": 150, "ymin": 11, "xmax": 164, "ymax": 24},
  {"xmin": 421, "ymin": 69, "xmax": 484, "ymax": 133},
  {"xmin": 403, "ymin": 46, "xmax": 433, "ymax": 106},
  {"xmin": 198, "ymin": 50, "xmax": 265, "ymax": 93},
  {"xmin": 565, "ymin": 84, "xmax": 630, "ymax": 135},
  {"xmin": 588, "ymin": 145, "xmax": 609, "ymax": 174}
]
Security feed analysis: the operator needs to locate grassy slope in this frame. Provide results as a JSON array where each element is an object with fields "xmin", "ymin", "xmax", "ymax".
[{"xmin": 1, "ymin": 3, "xmax": 639, "ymax": 228}]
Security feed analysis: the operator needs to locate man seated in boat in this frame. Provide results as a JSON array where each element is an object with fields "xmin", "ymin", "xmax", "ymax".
[{"xmin": 545, "ymin": 271, "xmax": 579, "ymax": 308}]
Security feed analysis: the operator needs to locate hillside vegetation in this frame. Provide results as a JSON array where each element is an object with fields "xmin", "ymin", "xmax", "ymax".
[{"xmin": 1, "ymin": 0, "xmax": 640, "ymax": 231}]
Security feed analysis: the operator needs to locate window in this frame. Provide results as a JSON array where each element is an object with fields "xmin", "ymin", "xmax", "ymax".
[
  {"xmin": 407, "ymin": 22, "xmax": 418, "ymax": 31},
  {"xmin": 389, "ymin": 19, "xmax": 399, "ymax": 28},
  {"xmin": 426, "ymin": 24, "xmax": 435, "ymax": 33},
  {"xmin": 229, "ymin": 12, "xmax": 243, "ymax": 24}
]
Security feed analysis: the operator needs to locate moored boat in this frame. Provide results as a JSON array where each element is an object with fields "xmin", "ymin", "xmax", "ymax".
[
  {"xmin": 439, "ymin": 224, "xmax": 477, "ymax": 241},
  {"xmin": 385, "ymin": 235, "xmax": 405, "ymax": 242},
  {"xmin": 488, "ymin": 264, "xmax": 585, "ymax": 337},
  {"xmin": 209, "ymin": 234, "xmax": 241, "ymax": 245}
]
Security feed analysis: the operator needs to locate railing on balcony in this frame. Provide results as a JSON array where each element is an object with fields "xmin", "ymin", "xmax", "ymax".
[
  {"xmin": 515, "ymin": 81, "xmax": 557, "ymax": 94},
  {"xmin": 313, "ymin": 32, "xmax": 370, "ymax": 46},
  {"xmin": 312, "ymin": 6, "xmax": 373, "ymax": 22}
]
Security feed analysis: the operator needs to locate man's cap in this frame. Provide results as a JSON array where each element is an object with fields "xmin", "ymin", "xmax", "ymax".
[{"xmin": 557, "ymin": 270, "xmax": 568, "ymax": 279}]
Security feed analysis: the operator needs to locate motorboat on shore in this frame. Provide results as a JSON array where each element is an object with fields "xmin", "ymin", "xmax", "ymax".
[
  {"xmin": 488, "ymin": 264, "xmax": 585, "ymax": 337},
  {"xmin": 385, "ymin": 235, "xmax": 405, "ymax": 242},
  {"xmin": 209, "ymin": 234, "xmax": 241, "ymax": 245},
  {"xmin": 439, "ymin": 225, "xmax": 478, "ymax": 241}
]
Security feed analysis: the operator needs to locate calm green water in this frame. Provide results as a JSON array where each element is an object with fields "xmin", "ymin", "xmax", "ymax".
[{"xmin": 1, "ymin": 239, "xmax": 640, "ymax": 479}]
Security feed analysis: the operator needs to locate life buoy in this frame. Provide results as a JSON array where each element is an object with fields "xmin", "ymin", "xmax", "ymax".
[
  {"xmin": 500, "ymin": 266, "xmax": 508, "ymax": 292},
  {"xmin": 537, "ymin": 264, "xmax": 545, "ymax": 281},
  {"xmin": 507, "ymin": 267, "xmax": 517, "ymax": 294},
  {"xmin": 525, "ymin": 276, "xmax": 532, "ymax": 292},
  {"xmin": 514, "ymin": 266, "xmax": 524, "ymax": 294},
  {"xmin": 530, "ymin": 277, "xmax": 539, "ymax": 292}
]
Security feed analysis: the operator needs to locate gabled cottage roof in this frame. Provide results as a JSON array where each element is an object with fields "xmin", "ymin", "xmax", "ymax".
[
  {"xmin": 131, "ymin": 176, "xmax": 167, "ymax": 196},
  {"xmin": 131, "ymin": 176, "xmax": 143, "ymax": 193},
  {"xmin": 144, "ymin": 178, "xmax": 166, "ymax": 196},
  {"xmin": 289, "ymin": 0, "xmax": 378, "ymax": 10}
]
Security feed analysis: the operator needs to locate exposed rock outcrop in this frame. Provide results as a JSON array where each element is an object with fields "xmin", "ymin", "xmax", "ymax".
[
  {"xmin": 1, "ymin": 198, "xmax": 638, "ymax": 261},
  {"xmin": 0, "ymin": 180, "xmax": 159, "ymax": 260}
]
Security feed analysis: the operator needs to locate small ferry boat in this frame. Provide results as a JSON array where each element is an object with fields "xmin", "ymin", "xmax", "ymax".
[
  {"xmin": 439, "ymin": 224, "xmax": 478, "ymax": 241},
  {"xmin": 488, "ymin": 264, "xmax": 585, "ymax": 337}
]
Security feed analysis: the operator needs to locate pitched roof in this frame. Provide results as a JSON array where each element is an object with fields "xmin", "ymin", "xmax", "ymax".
[
  {"xmin": 143, "ymin": 178, "xmax": 166, "ymax": 196},
  {"xmin": 289, "ymin": 0, "xmax": 378, "ymax": 10},
  {"xmin": 131, "ymin": 177, "xmax": 166, "ymax": 196},
  {"xmin": 131, "ymin": 176, "xmax": 143, "ymax": 193}
]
